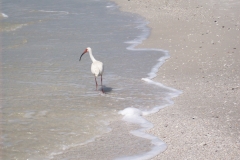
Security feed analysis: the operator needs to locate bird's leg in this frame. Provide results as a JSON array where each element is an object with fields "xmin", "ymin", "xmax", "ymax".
[
  {"xmin": 101, "ymin": 75, "xmax": 104, "ymax": 93},
  {"xmin": 95, "ymin": 77, "xmax": 98, "ymax": 91}
]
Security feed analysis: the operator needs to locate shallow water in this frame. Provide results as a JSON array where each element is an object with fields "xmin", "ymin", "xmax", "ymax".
[{"xmin": 1, "ymin": 0, "xmax": 180, "ymax": 159}]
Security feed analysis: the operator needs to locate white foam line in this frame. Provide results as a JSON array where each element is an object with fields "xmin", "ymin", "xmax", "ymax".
[
  {"xmin": 117, "ymin": 18, "xmax": 182, "ymax": 160},
  {"xmin": 106, "ymin": 5, "xmax": 115, "ymax": 8},
  {"xmin": 49, "ymin": 127, "xmax": 113, "ymax": 159},
  {"xmin": 1, "ymin": 13, "xmax": 8, "ymax": 18},
  {"xmin": 48, "ymin": 137, "xmax": 97, "ymax": 159},
  {"xmin": 38, "ymin": 10, "xmax": 69, "ymax": 15},
  {"xmin": 118, "ymin": 108, "xmax": 167, "ymax": 160},
  {"xmin": 106, "ymin": 2, "xmax": 118, "ymax": 9}
]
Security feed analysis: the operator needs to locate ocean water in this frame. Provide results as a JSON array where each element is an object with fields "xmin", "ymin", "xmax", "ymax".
[{"xmin": 0, "ymin": 0, "xmax": 180, "ymax": 159}]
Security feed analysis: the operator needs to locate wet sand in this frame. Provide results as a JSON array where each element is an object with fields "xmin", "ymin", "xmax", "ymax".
[{"xmin": 112, "ymin": 0, "xmax": 240, "ymax": 159}]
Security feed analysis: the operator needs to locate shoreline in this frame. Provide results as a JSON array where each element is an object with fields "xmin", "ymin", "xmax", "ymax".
[
  {"xmin": 52, "ymin": 9, "xmax": 182, "ymax": 159},
  {"xmin": 112, "ymin": 0, "xmax": 240, "ymax": 159}
]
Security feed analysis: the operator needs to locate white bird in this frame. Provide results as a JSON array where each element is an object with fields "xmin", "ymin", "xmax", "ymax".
[{"xmin": 79, "ymin": 47, "xmax": 104, "ymax": 93}]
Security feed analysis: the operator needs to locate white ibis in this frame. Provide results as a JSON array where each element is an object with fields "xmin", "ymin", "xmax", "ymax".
[{"xmin": 79, "ymin": 47, "xmax": 104, "ymax": 93}]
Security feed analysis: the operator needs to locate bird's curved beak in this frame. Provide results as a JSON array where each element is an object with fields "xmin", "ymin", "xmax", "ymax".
[
  {"xmin": 79, "ymin": 49, "xmax": 87, "ymax": 61},
  {"xmin": 79, "ymin": 52, "xmax": 85, "ymax": 61}
]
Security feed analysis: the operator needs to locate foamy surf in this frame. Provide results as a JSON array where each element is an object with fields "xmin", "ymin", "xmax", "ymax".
[
  {"xmin": 37, "ymin": 10, "xmax": 69, "ymax": 15},
  {"xmin": 116, "ymin": 18, "xmax": 181, "ymax": 160},
  {"xmin": 117, "ymin": 108, "xmax": 166, "ymax": 160},
  {"xmin": 1, "ymin": 13, "xmax": 8, "ymax": 18}
]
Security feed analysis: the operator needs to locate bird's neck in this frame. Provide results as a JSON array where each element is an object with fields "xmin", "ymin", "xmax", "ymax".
[{"xmin": 89, "ymin": 50, "xmax": 97, "ymax": 62}]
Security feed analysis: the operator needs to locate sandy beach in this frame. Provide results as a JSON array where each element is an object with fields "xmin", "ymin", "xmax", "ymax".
[
  {"xmin": 1, "ymin": 0, "xmax": 239, "ymax": 159},
  {"xmin": 112, "ymin": 0, "xmax": 240, "ymax": 159}
]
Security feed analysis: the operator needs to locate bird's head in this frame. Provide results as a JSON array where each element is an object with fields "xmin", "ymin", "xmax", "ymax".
[{"xmin": 79, "ymin": 47, "xmax": 91, "ymax": 61}]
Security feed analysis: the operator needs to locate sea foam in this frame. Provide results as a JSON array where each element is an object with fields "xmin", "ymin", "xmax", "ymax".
[
  {"xmin": 1, "ymin": 13, "xmax": 8, "ymax": 18},
  {"xmin": 117, "ymin": 18, "xmax": 181, "ymax": 160},
  {"xmin": 117, "ymin": 107, "xmax": 166, "ymax": 160},
  {"xmin": 38, "ymin": 10, "xmax": 69, "ymax": 15}
]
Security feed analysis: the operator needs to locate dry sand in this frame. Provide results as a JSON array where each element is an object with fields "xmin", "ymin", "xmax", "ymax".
[{"xmin": 112, "ymin": 0, "xmax": 240, "ymax": 159}]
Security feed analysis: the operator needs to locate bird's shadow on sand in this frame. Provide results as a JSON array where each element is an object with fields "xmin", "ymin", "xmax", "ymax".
[{"xmin": 102, "ymin": 85, "xmax": 112, "ymax": 93}]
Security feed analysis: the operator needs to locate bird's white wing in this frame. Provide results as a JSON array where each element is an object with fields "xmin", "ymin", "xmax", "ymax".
[{"xmin": 91, "ymin": 61, "xmax": 104, "ymax": 77}]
